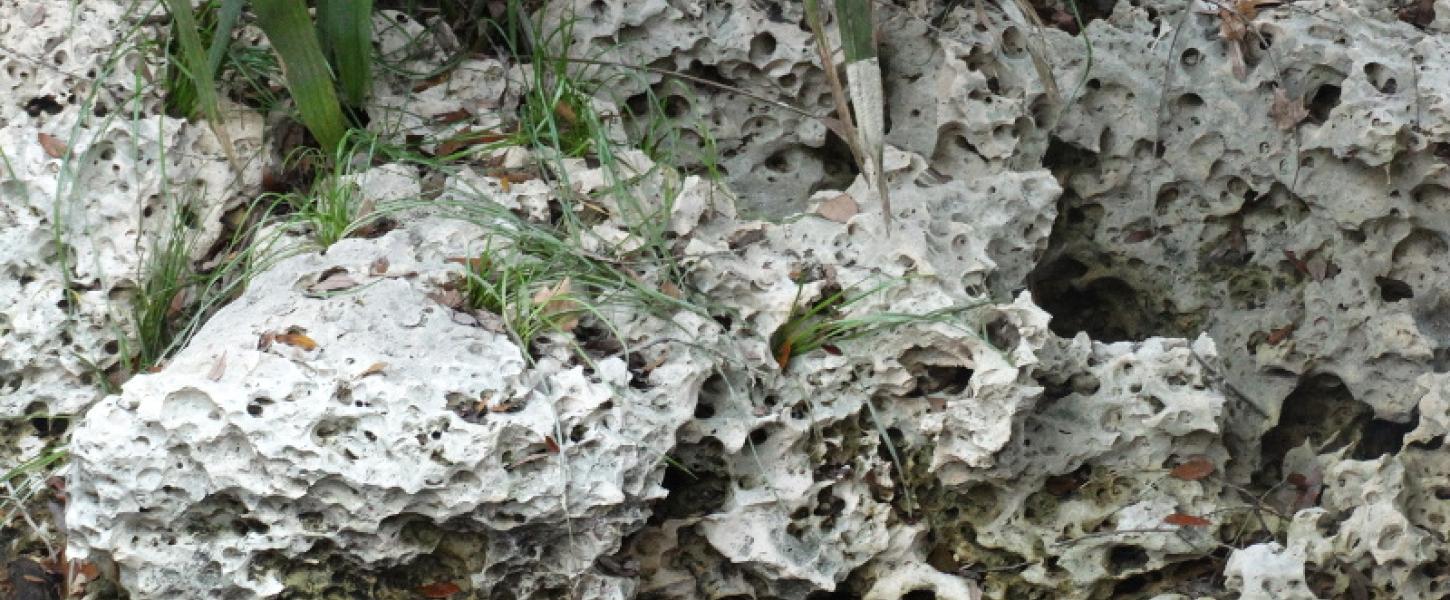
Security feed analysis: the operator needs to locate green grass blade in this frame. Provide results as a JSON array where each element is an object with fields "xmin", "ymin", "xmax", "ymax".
[
  {"xmin": 833, "ymin": 0, "xmax": 876, "ymax": 63},
  {"xmin": 317, "ymin": 0, "xmax": 374, "ymax": 107},
  {"xmin": 161, "ymin": 0, "xmax": 238, "ymax": 165},
  {"xmin": 254, "ymin": 0, "xmax": 349, "ymax": 152},
  {"xmin": 206, "ymin": 0, "xmax": 246, "ymax": 76}
]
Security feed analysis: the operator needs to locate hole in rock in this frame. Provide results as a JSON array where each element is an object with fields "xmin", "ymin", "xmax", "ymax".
[
  {"xmin": 1107, "ymin": 545, "xmax": 1149, "ymax": 573},
  {"xmin": 1306, "ymin": 84, "xmax": 1341, "ymax": 124},
  {"xmin": 1258, "ymin": 373, "xmax": 1399, "ymax": 483},
  {"xmin": 656, "ymin": 440, "xmax": 728, "ymax": 520},
  {"xmin": 1375, "ymin": 276, "xmax": 1414, "ymax": 302}
]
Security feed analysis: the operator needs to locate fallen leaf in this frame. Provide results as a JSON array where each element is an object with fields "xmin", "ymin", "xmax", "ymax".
[
  {"xmin": 417, "ymin": 581, "xmax": 463, "ymax": 598},
  {"xmin": 430, "ymin": 289, "xmax": 465, "ymax": 310},
  {"xmin": 37, "ymin": 132, "xmax": 67, "ymax": 158},
  {"xmin": 1122, "ymin": 229, "xmax": 1155, "ymax": 243},
  {"xmin": 543, "ymin": 435, "xmax": 561, "ymax": 453},
  {"xmin": 500, "ymin": 176, "xmax": 511, "ymax": 192},
  {"xmin": 257, "ymin": 331, "xmax": 276, "ymax": 351},
  {"xmin": 660, "ymin": 281, "xmax": 683, "ymax": 300},
  {"xmin": 411, "ymin": 71, "xmax": 451, "ymax": 93},
  {"xmin": 821, "ymin": 344, "xmax": 842, "ymax": 356},
  {"xmin": 168, "ymin": 287, "xmax": 191, "ymax": 319},
  {"xmin": 435, "ymin": 128, "xmax": 510, "ymax": 156},
  {"xmin": 309, "ymin": 269, "xmax": 358, "ymax": 293},
  {"xmin": 1266, "ymin": 324, "xmax": 1295, "ymax": 345},
  {"xmin": 358, "ymin": 362, "xmax": 387, "ymax": 378},
  {"xmin": 533, "ymin": 278, "xmax": 581, "ymax": 332},
  {"xmin": 1169, "ymin": 456, "xmax": 1215, "ymax": 481},
  {"xmin": 1269, "ymin": 87, "xmax": 1309, "ymax": 130},
  {"xmin": 370, "ymin": 256, "xmax": 390, "ymax": 275},
  {"xmin": 207, "ymin": 352, "xmax": 227, "ymax": 381},
  {"xmin": 446, "ymin": 256, "xmax": 489, "ymax": 272},
  {"xmin": 553, "ymin": 100, "xmax": 578, "ymax": 124},
  {"xmin": 817, "ymin": 193, "xmax": 859, "ymax": 224},
  {"xmin": 1164, "ymin": 512, "xmax": 1213, "ymax": 527},
  {"xmin": 774, "ymin": 339, "xmax": 794, "ymax": 370},
  {"xmin": 430, "ymin": 108, "xmax": 473, "ymax": 125},
  {"xmin": 276, "ymin": 331, "xmax": 317, "ymax": 351}
]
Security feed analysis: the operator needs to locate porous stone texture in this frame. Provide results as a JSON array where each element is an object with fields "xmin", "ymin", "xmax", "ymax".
[
  {"xmin": 48, "ymin": 0, "xmax": 1450, "ymax": 598},
  {"xmin": 65, "ymin": 215, "xmax": 718, "ymax": 598},
  {"xmin": 0, "ymin": 0, "xmax": 261, "ymax": 417}
]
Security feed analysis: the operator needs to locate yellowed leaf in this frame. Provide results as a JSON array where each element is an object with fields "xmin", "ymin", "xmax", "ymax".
[
  {"xmin": 276, "ymin": 332, "xmax": 317, "ymax": 351},
  {"xmin": 359, "ymin": 362, "xmax": 387, "ymax": 378}
]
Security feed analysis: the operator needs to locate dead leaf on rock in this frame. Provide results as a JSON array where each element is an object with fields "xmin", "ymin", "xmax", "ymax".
[
  {"xmin": 1266, "ymin": 324, "xmax": 1295, "ymax": 345},
  {"xmin": 660, "ymin": 280, "xmax": 683, "ymax": 300},
  {"xmin": 1169, "ymin": 456, "xmax": 1215, "ymax": 481},
  {"xmin": 1163, "ymin": 512, "xmax": 1213, "ymax": 527},
  {"xmin": 817, "ymin": 193, "xmax": 859, "ymax": 223},
  {"xmin": 275, "ymin": 328, "xmax": 317, "ymax": 351},
  {"xmin": 1269, "ymin": 87, "xmax": 1309, "ymax": 130},
  {"xmin": 370, "ymin": 256, "xmax": 389, "ymax": 275},
  {"xmin": 534, "ymin": 278, "xmax": 581, "ymax": 332},
  {"xmin": 207, "ymin": 351, "xmax": 227, "ymax": 381},
  {"xmin": 308, "ymin": 268, "xmax": 358, "ymax": 294},
  {"xmin": 417, "ymin": 581, "xmax": 463, "ymax": 598},
  {"xmin": 37, "ymin": 132, "xmax": 68, "ymax": 158},
  {"xmin": 358, "ymin": 362, "xmax": 387, "ymax": 378},
  {"xmin": 429, "ymin": 289, "xmax": 465, "ymax": 310}
]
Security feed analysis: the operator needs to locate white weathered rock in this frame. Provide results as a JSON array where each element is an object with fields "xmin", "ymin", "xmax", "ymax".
[
  {"xmin": 0, "ymin": 0, "xmax": 262, "ymax": 417},
  {"xmin": 65, "ymin": 216, "xmax": 717, "ymax": 598}
]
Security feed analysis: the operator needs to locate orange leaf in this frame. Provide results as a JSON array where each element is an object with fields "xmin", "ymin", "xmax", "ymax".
[
  {"xmin": 774, "ymin": 339, "xmax": 794, "ymax": 370},
  {"xmin": 358, "ymin": 362, "xmax": 387, "ymax": 378},
  {"xmin": 417, "ymin": 581, "xmax": 463, "ymax": 598},
  {"xmin": 1169, "ymin": 456, "xmax": 1215, "ymax": 481},
  {"xmin": 37, "ymin": 132, "xmax": 68, "ymax": 158},
  {"xmin": 435, "ymin": 129, "xmax": 510, "ymax": 156},
  {"xmin": 276, "ymin": 332, "xmax": 317, "ymax": 351},
  {"xmin": 1164, "ymin": 512, "xmax": 1212, "ymax": 527}
]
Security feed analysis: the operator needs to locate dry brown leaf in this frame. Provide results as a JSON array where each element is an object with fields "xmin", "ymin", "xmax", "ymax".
[
  {"xmin": 553, "ymin": 100, "xmax": 578, "ymax": 124},
  {"xmin": 430, "ymin": 108, "xmax": 473, "ymax": 125},
  {"xmin": 37, "ymin": 132, "xmax": 68, "ymax": 158},
  {"xmin": 358, "ymin": 362, "xmax": 387, "ymax": 378},
  {"xmin": 168, "ymin": 287, "xmax": 191, "ymax": 319},
  {"xmin": 417, "ymin": 581, "xmax": 463, "ymax": 598},
  {"xmin": 310, "ymin": 270, "xmax": 358, "ymax": 293},
  {"xmin": 275, "ymin": 332, "xmax": 317, "ymax": 351},
  {"xmin": 533, "ymin": 277, "xmax": 581, "ymax": 332},
  {"xmin": 1266, "ymin": 324, "xmax": 1295, "ymax": 345},
  {"xmin": 370, "ymin": 256, "xmax": 390, "ymax": 276},
  {"xmin": 1269, "ymin": 88, "xmax": 1309, "ymax": 130},
  {"xmin": 435, "ymin": 128, "xmax": 510, "ymax": 156},
  {"xmin": 1169, "ymin": 456, "xmax": 1216, "ymax": 481},
  {"xmin": 660, "ymin": 281, "xmax": 683, "ymax": 300},
  {"xmin": 257, "ymin": 331, "xmax": 276, "ymax": 351},
  {"xmin": 1164, "ymin": 512, "xmax": 1213, "ymax": 527},
  {"xmin": 430, "ymin": 289, "xmax": 465, "ymax": 309},
  {"xmin": 543, "ymin": 435, "xmax": 561, "ymax": 453},
  {"xmin": 817, "ymin": 193, "xmax": 859, "ymax": 224},
  {"xmin": 207, "ymin": 352, "xmax": 227, "ymax": 382}
]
